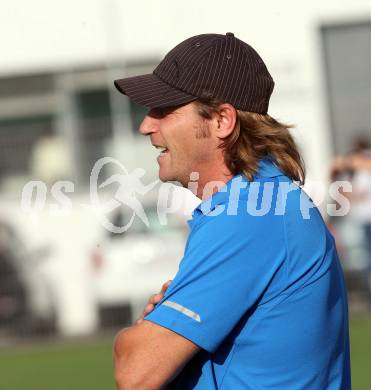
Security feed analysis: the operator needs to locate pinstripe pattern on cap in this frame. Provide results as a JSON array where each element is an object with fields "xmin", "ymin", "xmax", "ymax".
[{"xmin": 114, "ymin": 32, "xmax": 274, "ymax": 113}]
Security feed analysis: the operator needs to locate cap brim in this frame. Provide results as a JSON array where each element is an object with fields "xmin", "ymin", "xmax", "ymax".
[{"xmin": 114, "ymin": 73, "xmax": 197, "ymax": 109}]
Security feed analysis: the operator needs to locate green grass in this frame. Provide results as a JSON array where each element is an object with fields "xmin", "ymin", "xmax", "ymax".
[
  {"xmin": 0, "ymin": 316, "xmax": 370, "ymax": 390},
  {"xmin": 0, "ymin": 338, "xmax": 116, "ymax": 390},
  {"xmin": 349, "ymin": 316, "xmax": 371, "ymax": 390}
]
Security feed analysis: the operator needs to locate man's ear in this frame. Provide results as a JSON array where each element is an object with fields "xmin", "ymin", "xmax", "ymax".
[{"xmin": 214, "ymin": 103, "xmax": 237, "ymax": 139}]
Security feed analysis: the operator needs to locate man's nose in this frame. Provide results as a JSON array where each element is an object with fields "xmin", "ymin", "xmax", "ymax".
[{"xmin": 139, "ymin": 115, "xmax": 159, "ymax": 135}]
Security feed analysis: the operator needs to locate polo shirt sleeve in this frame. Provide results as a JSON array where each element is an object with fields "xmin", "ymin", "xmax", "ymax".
[{"xmin": 144, "ymin": 210, "xmax": 286, "ymax": 353}]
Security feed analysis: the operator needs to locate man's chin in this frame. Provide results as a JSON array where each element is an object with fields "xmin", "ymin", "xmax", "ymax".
[
  {"xmin": 158, "ymin": 169, "xmax": 172, "ymax": 183},
  {"xmin": 158, "ymin": 169, "xmax": 184, "ymax": 185}
]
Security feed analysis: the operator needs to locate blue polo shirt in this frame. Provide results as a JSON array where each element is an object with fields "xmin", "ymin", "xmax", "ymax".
[{"xmin": 145, "ymin": 158, "xmax": 351, "ymax": 389}]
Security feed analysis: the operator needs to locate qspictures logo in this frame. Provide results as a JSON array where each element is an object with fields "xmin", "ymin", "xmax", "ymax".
[
  {"xmin": 89, "ymin": 157, "xmax": 159, "ymax": 233},
  {"xmin": 20, "ymin": 157, "xmax": 353, "ymax": 233}
]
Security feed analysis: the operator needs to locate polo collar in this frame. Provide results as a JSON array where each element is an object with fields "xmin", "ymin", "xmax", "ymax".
[
  {"xmin": 258, "ymin": 157, "xmax": 284, "ymax": 178},
  {"xmin": 190, "ymin": 157, "xmax": 284, "ymax": 222}
]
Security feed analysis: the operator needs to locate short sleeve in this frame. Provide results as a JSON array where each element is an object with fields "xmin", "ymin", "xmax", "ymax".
[{"xmin": 144, "ymin": 210, "xmax": 286, "ymax": 353}]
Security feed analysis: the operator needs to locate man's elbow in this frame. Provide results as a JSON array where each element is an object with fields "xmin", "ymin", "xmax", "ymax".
[
  {"xmin": 114, "ymin": 362, "xmax": 157, "ymax": 390},
  {"xmin": 113, "ymin": 328, "xmax": 156, "ymax": 390},
  {"xmin": 114, "ymin": 329, "xmax": 135, "ymax": 389},
  {"xmin": 115, "ymin": 370, "xmax": 144, "ymax": 390}
]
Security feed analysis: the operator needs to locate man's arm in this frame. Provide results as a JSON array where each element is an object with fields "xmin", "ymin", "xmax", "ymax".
[{"xmin": 114, "ymin": 320, "xmax": 200, "ymax": 390}]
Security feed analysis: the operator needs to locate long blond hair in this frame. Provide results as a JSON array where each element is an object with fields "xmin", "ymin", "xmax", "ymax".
[{"xmin": 195, "ymin": 98, "xmax": 305, "ymax": 184}]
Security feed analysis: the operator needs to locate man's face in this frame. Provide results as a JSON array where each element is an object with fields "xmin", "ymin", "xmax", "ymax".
[{"xmin": 139, "ymin": 102, "xmax": 214, "ymax": 185}]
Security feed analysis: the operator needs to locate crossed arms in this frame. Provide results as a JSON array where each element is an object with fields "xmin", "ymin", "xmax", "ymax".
[{"xmin": 113, "ymin": 281, "xmax": 200, "ymax": 390}]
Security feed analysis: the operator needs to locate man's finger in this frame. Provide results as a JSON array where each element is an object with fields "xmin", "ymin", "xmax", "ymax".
[
  {"xmin": 143, "ymin": 303, "xmax": 154, "ymax": 316},
  {"xmin": 161, "ymin": 279, "xmax": 172, "ymax": 293},
  {"xmin": 135, "ymin": 280, "xmax": 173, "ymax": 325},
  {"xmin": 148, "ymin": 294, "xmax": 157, "ymax": 304},
  {"xmin": 135, "ymin": 303, "xmax": 155, "ymax": 324},
  {"xmin": 149, "ymin": 293, "xmax": 163, "ymax": 304}
]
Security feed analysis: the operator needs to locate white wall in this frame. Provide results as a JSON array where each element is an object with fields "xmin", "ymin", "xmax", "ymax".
[
  {"xmin": 2, "ymin": 0, "xmax": 371, "ymax": 187},
  {"xmin": 1, "ymin": 1, "xmax": 370, "ymax": 73}
]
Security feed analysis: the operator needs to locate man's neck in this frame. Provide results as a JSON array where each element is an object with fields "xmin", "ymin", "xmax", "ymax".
[{"xmin": 190, "ymin": 168, "xmax": 234, "ymax": 201}]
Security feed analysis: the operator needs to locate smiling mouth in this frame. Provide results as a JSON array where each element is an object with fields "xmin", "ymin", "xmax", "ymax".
[{"xmin": 154, "ymin": 145, "xmax": 169, "ymax": 157}]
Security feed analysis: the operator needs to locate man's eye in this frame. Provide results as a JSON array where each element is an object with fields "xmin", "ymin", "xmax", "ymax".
[
  {"xmin": 148, "ymin": 108, "xmax": 162, "ymax": 118},
  {"xmin": 148, "ymin": 107, "xmax": 172, "ymax": 118}
]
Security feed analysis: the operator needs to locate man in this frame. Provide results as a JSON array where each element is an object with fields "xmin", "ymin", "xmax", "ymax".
[
  {"xmin": 113, "ymin": 33, "xmax": 351, "ymax": 389},
  {"xmin": 331, "ymin": 141, "xmax": 371, "ymax": 307}
]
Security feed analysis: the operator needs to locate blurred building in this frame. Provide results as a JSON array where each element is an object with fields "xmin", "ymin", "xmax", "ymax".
[{"xmin": 0, "ymin": 0, "xmax": 371, "ymax": 336}]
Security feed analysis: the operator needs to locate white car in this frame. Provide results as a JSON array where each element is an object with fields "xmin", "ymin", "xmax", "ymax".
[{"xmin": 90, "ymin": 205, "xmax": 187, "ymax": 327}]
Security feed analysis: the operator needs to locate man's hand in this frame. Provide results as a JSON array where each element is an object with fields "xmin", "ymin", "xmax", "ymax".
[
  {"xmin": 114, "ymin": 277, "xmax": 200, "ymax": 390},
  {"xmin": 114, "ymin": 278, "xmax": 200, "ymax": 389},
  {"xmin": 135, "ymin": 279, "xmax": 172, "ymax": 325}
]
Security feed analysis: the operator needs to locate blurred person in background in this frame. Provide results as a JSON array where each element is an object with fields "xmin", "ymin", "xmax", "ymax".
[
  {"xmin": 331, "ymin": 135, "xmax": 371, "ymax": 304},
  {"xmin": 112, "ymin": 33, "xmax": 351, "ymax": 389}
]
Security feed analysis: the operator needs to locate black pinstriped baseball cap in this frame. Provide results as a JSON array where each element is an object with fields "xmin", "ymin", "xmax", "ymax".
[{"xmin": 114, "ymin": 32, "xmax": 274, "ymax": 114}]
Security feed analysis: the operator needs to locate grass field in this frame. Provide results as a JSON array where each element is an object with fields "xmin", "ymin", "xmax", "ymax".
[
  {"xmin": 0, "ymin": 316, "xmax": 370, "ymax": 390},
  {"xmin": 348, "ymin": 316, "xmax": 371, "ymax": 390}
]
